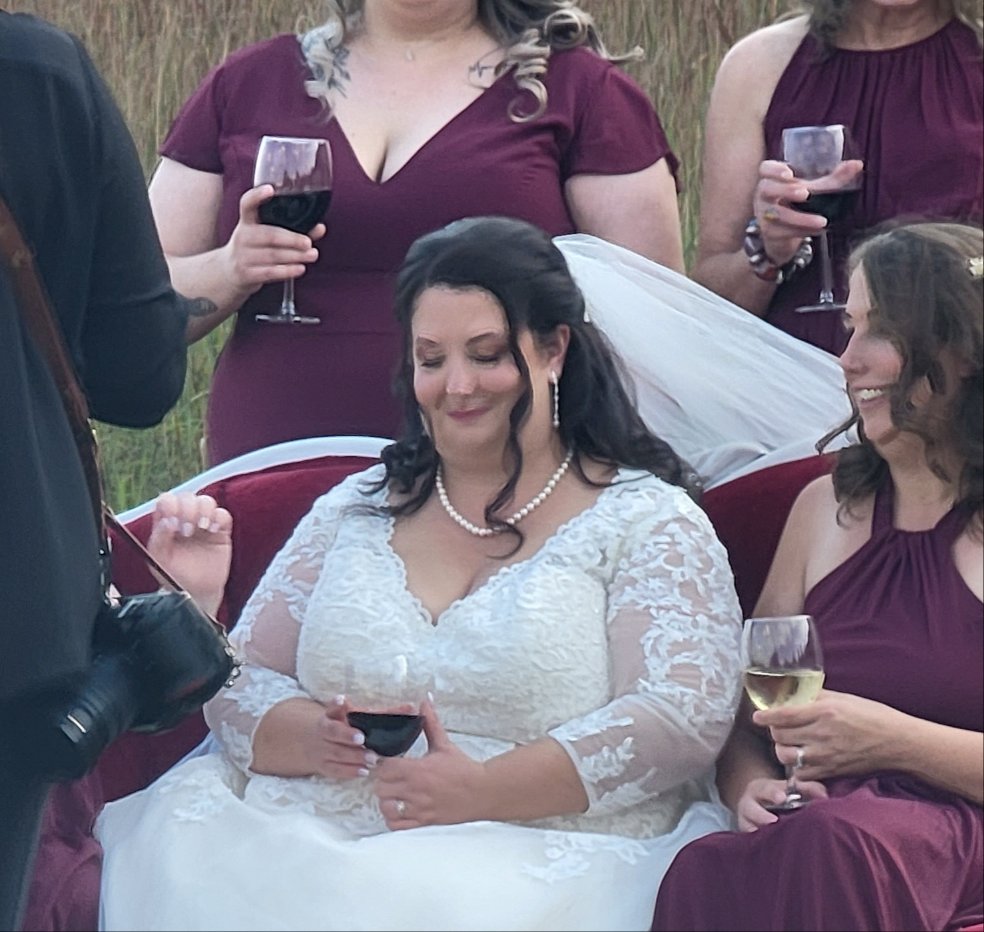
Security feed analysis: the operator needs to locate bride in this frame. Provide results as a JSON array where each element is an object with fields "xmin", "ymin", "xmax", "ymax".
[{"xmin": 95, "ymin": 216, "xmax": 743, "ymax": 931}]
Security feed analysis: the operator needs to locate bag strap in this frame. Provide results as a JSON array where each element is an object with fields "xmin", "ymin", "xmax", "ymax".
[{"xmin": 0, "ymin": 192, "xmax": 195, "ymax": 602}]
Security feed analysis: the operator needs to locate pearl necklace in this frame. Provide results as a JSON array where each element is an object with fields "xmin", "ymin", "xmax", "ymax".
[{"xmin": 435, "ymin": 451, "xmax": 574, "ymax": 538}]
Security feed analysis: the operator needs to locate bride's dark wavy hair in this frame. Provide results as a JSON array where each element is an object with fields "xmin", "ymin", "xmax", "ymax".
[
  {"xmin": 818, "ymin": 221, "xmax": 983, "ymax": 534},
  {"xmin": 368, "ymin": 216, "xmax": 697, "ymax": 544}
]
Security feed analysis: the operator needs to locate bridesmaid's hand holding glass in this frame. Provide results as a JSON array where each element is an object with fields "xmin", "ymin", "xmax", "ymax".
[{"xmin": 220, "ymin": 184, "xmax": 325, "ymax": 306}]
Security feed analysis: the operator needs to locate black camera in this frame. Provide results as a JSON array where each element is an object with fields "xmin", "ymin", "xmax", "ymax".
[{"xmin": 6, "ymin": 591, "xmax": 238, "ymax": 782}]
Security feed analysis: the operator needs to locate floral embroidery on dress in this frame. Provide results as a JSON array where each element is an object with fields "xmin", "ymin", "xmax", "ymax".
[{"xmin": 202, "ymin": 465, "xmax": 742, "ymax": 843}]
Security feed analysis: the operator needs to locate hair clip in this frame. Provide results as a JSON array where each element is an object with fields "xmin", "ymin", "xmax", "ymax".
[{"xmin": 968, "ymin": 256, "xmax": 983, "ymax": 279}]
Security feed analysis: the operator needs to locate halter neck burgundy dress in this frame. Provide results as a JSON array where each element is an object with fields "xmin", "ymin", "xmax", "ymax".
[
  {"xmin": 652, "ymin": 477, "xmax": 983, "ymax": 931},
  {"xmin": 762, "ymin": 19, "xmax": 983, "ymax": 356}
]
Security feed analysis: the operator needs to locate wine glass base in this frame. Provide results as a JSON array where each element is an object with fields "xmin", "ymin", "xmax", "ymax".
[
  {"xmin": 255, "ymin": 314, "xmax": 320, "ymax": 325},
  {"xmin": 794, "ymin": 301, "xmax": 846, "ymax": 314}
]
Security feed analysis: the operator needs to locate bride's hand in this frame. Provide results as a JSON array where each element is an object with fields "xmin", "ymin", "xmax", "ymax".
[
  {"xmin": 373, "ymin": 700, "xmax": 489, "ymax": 831},
  {"xmin": 146, "ymin": 491, "xmax": 232, "ymax": 616},
  {"xmin": 734, "ymin": 776, "xmax": 828, "ymax": 832}
]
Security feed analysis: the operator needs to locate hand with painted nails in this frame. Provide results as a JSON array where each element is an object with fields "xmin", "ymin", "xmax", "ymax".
[
  {"xmin": 302, "ymin": 695, "xmax": 383, "ymax": 781},
  {"xmin": 146, "ymin": 491, "xmax": 232, "ymax": 616}
]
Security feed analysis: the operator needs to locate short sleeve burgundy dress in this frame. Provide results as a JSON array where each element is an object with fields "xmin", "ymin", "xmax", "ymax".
[
  {"xmin": 160, "ymin": 36, "xmax": 676, "ymax": 464},
  {"xmin": 761, "ymin": 19, "xmax": 983, "ymax": 356},
  {"xmin": 651, "ymin": 478, "xmax": 984, "ymax": 931}
]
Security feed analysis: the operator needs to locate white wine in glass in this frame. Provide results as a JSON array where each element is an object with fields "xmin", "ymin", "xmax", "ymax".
[
  {"xmin": 253, "ymin": 135, "xmax": 333, "ymax": 324},
  {"xmin": 741, "ymin": 614, "xmax": 824, "ymax": 811}
]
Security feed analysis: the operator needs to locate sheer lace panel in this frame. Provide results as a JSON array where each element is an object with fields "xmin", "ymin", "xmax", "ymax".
[{"xmin": 549, "ymin": 485, "xmax": 742, "ymax": 814}]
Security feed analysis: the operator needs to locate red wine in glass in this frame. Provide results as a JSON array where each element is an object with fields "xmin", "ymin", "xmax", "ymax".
[
  {"xmin": 258, "ymin": 190, "xmax": 332, "ymax": 235},
  {"xmin": 781, "ymin": 124, "xmax": 862, "ymax": 314},
  {"xmin": 253, "ymin": 135, "xmax": 333, "ymax": 324},
  {"xmin": 793, "ymin": 189, "xmax": 859, "ymax": 224},
  {"xmin": 347, "ymin": 711, "xmax": 424, "ymax": 757}
]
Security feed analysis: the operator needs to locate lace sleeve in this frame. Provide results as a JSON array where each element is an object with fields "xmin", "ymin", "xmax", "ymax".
[
  {"xmin": 549, "ymin": 483, "xmax": 742, "ymax": 814},
  {"xmin": 203, "ymin": 489, "xmax": 347, "ymax": 771}
]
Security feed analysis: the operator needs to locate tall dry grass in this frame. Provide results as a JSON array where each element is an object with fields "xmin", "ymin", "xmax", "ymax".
[{"xmin": 11, "ymin": 0, "xmax": 786, "ymax": 509}]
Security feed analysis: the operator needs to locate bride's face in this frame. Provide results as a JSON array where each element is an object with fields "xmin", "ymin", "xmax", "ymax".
[{"xmin": 411, "ymin": 286, "xmax": 553, "ymax": 460}]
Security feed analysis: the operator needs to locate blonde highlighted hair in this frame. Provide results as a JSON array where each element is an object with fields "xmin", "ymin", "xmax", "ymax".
[{"xmin": 299, "ymin": 0, "xmax": 640, "ymax": 121}]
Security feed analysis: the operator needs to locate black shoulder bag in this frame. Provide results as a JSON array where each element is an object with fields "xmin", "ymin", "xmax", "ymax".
[{"xmin": 0, "ymin": 194, "xmax": 241, "ymax": 782}]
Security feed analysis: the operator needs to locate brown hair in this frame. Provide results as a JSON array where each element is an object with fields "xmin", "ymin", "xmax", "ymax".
[
  {"xmin": 820, "ymin": 221, "xmax": 983, "ymax": 531},
  {"xmin": 793, "ymin": 0, "xmax": 983, "ymax": 49}
]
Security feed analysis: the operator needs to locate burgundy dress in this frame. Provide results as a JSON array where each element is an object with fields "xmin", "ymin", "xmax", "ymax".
[
  {"xmin": 161, "ymin": 36, "xmax": 676, "ymax": 464},
  {"xmin": 762, "ymin": 19, "xmax": 983, "ymax": 356},
  {"xmin": 651, "ymin": 479, "xmax": 984, "ymax": 932}
]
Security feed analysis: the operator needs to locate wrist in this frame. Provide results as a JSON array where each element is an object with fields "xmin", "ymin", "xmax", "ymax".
[{"xmin": 743, "ymin": 218, "xmax": 813, "ymax": 285}]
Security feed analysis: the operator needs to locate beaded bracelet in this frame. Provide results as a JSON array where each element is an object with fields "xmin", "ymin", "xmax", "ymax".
[{"xmin": 743, "ymin": 217, "xmax": 813, "ymax": 285}]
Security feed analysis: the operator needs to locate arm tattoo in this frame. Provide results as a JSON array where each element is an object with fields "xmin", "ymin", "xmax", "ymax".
[{"xmin": 187, "ymin": 296, "xmax": 218, "ymax": 318}]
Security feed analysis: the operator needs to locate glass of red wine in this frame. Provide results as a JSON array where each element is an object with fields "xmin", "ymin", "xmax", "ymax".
[
  {"xmin": 781, "ymin": 124, "xmax": 861, "ymax": 314},
  {"xmin": 253, "ymin": 135, "xmax": 332, "ymax": 324},
  {"xmin": 344, "ymin": 654, "xmax": 429, "ymax": 758}
]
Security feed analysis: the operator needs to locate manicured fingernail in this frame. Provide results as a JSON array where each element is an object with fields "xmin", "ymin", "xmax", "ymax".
[
  {"xmin": 197, "ymin": 516, "xmax": 211, "ymax": 530},
  {"xmin": 163, "ymin": 516, "xmax": 180, "ymax": 531},
  {"xmin": 427, "ymin": 691, "xmax": 435, "ymax": 704},
  {"xmin": 357, "ymin": 767, "xmax": 370, "ymax": 777},
  {"xmin": 332, "ymin": 694, "xmax": 345, "ymax": 706},
  {"xmin": 352, "ymin": 732, "xmax": 365, "ymax": 746},
  {"xmin": 364, "ymin": 751, "xmax": 379, "ymax": 767},
  {"xmin": 181, "ymin": 522, "xmax": 195, "ymax": 537},
  {"xmin": 208, "ymin": 521, "xmax": 222, "ymax": 533}
]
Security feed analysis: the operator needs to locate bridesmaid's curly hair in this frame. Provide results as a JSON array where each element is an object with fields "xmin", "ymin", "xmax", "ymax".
[
  {"xmin": 362, "ymin": 216, "xmax": 698, "ymax": 552},
  {"xmin": 819, "ymin": 221, "xmax": 983, "ymax": 535},
  {"xmin": 299, "ymin": 0, "xmax": 641, "ymax": 122},
  {"xmin": 793, "ymin": 0, "xmax": 983, "ymax": 49}
]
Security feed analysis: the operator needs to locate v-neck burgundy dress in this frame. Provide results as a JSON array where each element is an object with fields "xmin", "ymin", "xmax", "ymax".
[
  {"xmin": 160, "ymin": 35, "xmax": 675, "ymax": 464},
  {"xmin": 651, "ymin": 478, "xmax": 984, "ymax": 931}
]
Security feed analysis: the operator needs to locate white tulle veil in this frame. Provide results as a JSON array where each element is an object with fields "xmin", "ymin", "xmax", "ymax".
[{"xmin": 554, "ymin": 235, "xmax": 853, "ymax": 489}]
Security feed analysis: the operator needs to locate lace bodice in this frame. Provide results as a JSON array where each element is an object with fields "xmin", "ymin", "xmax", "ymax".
[{"xmin": 204, "ymin": 465, "xmax": 742, "ymax": 839}]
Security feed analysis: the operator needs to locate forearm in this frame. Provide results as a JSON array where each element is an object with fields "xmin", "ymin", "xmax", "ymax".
[
  {"xmin": 692, "ymin": 250, "xmax": 777, "ymax": 317},
  {"xmin": 888, "ymin": 715, "xmax": 984, "ymax": 806},
  {"xmin": 166, "ymin": 249, "xmax": 253, "ymax": 343},
  {"xmin": 481, "ymin": 737, "xmax": 589, "ymax": 822},
  {"xmin": 249, "ymin": 697, "xmax": 328, "ymax": 777}
]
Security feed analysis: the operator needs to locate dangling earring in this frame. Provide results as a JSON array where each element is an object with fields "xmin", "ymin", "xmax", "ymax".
[{"xmin": 550, "ymin": 370, "xmax": 560, "ymax": 429}]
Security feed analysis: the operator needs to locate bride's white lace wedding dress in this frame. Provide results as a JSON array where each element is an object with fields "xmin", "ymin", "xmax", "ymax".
[{"xmin": 95, "ymin": 465, "xmax": 742, "ymax": 931}]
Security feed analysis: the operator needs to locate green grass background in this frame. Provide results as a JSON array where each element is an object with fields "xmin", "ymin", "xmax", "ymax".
[{"xmin": 12, "ymin": 0, "xmax": 786, "ymax": 509}]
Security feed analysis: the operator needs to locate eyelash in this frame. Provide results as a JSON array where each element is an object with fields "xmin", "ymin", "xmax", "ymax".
[{"xmin": 417, "ymin": 354, "xmax": 504, "ymax": 369}]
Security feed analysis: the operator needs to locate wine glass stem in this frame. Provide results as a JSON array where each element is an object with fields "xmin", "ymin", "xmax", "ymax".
[
  {"xmin": 281, "ymin": 278, "xmax": 296, "ymax": 318},
  {"xmin": 784, "ymin": 761, "xmax": 801, "ymax": 802},
  {"xmin": 817, "ymin": 230, "xmax": 835, "ymax": 306}
]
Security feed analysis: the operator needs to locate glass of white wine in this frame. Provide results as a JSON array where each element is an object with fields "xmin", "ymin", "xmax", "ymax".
[{"xmin": 741, "ymin": 614, "xmax": 824, "ymax": 811}]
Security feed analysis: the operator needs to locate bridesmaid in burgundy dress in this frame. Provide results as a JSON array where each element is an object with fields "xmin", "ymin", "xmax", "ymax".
[
  {"xmin": 694, "ymin": 0, "xmax": 982, "ymax": 356},
  {"xmin": 652, "ymin": 221, "xmax": 983, "ymax": 931},
  {"xmin": 149, "ymin": 0, "xmax": 685, "ymax": 465}
]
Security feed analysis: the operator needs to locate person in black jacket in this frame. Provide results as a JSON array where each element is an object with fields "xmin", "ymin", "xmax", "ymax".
[{"xmin": 0, "ymin": 11, "xmax": 196, "ymax": 929}]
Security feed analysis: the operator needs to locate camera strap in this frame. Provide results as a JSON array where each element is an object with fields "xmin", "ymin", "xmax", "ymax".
[{"xmin": 0, "ymin": 193, "xmax": 223, "ymax": 622}]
